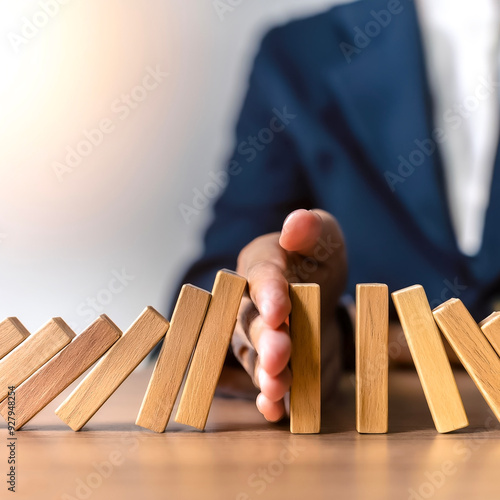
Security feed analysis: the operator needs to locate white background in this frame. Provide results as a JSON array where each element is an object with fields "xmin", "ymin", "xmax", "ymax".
[{"xmin": 0, "ymin": 0, "xmax": 339, "ymax": 334}]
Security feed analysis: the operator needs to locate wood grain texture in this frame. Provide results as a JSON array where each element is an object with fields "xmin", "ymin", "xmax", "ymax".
[
  {"xmin": 55, "ymin": 307, "xmax": 169, "ymax": 431},
  {"xmin": 0, "ymin": 315, "xmax": 121, "ymax": 429},
  {"xmin": 0, "ymin": 317, "xmax": 30, "ymax": 359},
  {"xmin": 175, "ymin": 270, "xmax": 247, "ymax": 430},
  {"xmin": 0, "ymin": 318, "xmax": 75, "ymax": 403},
  {"xmin": 433, "ymin": 298, "xmax": 500, "ymax": 422},
  {"xmin": 7, "ymin": 369, "xmax": 500, "ymax": 500},
  {"xmin": 356, "ymin": 284, "xmax": 388, "ymax": 433},
  {"xmin": 289, "ymin": 283, "xmax": 321, "ymax": 434},
  {"xmin": 480, "ymin": 311, "xmax": 500, "ymax": 356},
  {"xmin": 136, "ymin": 285, "xmax": 211, "ymax": 432},
  {"xmin": 392, "ymin": 286, "xmax": 468, "ymax": 433}
]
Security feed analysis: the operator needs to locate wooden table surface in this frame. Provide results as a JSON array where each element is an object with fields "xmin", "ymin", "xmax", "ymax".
[{"xmin": 2, "ymin": 365, "xmax": 500, "ymax": 500}]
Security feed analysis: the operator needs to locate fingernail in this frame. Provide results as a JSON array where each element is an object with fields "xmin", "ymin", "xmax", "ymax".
[
  {"xmin": 256, "ymin": 393, "xmax": 264, "ymax": 412},
  {"xmin": 282, "ymin": 211, "xmax": 299, "ymax": 234},
  {"xmin": 260, "ymin": 299, "xmax": 272, "ymax": 319}
]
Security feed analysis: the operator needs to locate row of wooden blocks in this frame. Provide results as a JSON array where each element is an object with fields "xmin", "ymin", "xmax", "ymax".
[
  {"xmin": 0, "ymin": 270, "xmax": 320, "ymax": 434},
  {"xmin": 357, "ymin": 284, "xmax": 500, "ymax": 434}
]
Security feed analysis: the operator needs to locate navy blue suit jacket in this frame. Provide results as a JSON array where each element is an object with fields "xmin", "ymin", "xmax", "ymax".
[{"xmin": 180, "ymin": 0, "xmax": 500, "ymax": 320}]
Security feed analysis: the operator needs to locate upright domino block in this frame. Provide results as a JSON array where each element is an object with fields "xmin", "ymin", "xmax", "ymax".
[
  {"xmin": 56, "ymin": 307, "xmax": 169, "ymax": 431},
  {"xmin": 0, "ymin": 315, "xmax": 121, "ymax": 429},
  {"xmin": 289, "ymin": 283, "xmax": 321, "ymax": 434},
  {"xmin": 175, "ymin": 270, "xmax": 246, "ymax": 430},
  {"xmin": 480, "ymin": 312, "xmax": 500, "ymax": 356},
  {"xmin": 0, "ymin": 318, "xmax": 75, "ymax": 402},
  {"xmin": 136, "ymin": 285, "xmax": 211, "ymax": 432},
  {"xmin": 433, "ymin": 299, "xmax": 500, "ymax": 422},
  {"xmin": 356, "ymin": 284, "xmax": 388, "ymax": 434},
  {"xmin": 392, "ymin": 286, "xmax": 468, "ymax": 433},
  {"xmin": 0, "ymin": 318, "xmax": 30, "ymax": 359}
]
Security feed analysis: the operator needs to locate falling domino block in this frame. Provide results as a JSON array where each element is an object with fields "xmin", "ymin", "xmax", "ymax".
[
  {"xmin": 55, "ymin": 307, "xmax": 169, "ymax": 431},
  {"xmin": 392, "ymin": 286, "xmax": 468, "ymax": 433},
  {"xmin": 0, "ymin": 318, "xmax": 30, "ymax": 359},
  {"xmin": 289, "ymin": 283, "xmax": 321, "ymax": 434},
  {"xmin": 479, "ymin": 312, "xmax": 500, "ymax": 356},
  {"xmin": 0, "ymin": 315, "xmax": 121, "ymax": 429},
  {"xmin": 356, "ymin": 284, "xmax": 388, "ymax": 434},
  {"xmin": 175, "ymin": 270, "xmax": 247, "ymax": 430},
  {"xmin": 433, "ymin": 299, "xmax": 500, "ymax": 422},
  {"xmin": 136, "ymin": 285, "xmax": 211, "ymax": 432},
  {"xmin": 0, "ymin": 318, "xmax": 75, "ymax": 403}
]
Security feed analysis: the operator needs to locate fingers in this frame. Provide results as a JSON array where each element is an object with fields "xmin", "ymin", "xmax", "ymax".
[
  {"xmin": 279, "ymin": 208, "xmax": 345, "ymax": 270},
  {"xmin": 238, "ymin": 234, "xmax": 291, "ymax": 329},
  {"xmin": 234, "ymin": 209, "xmax": 348, "ymax": 423},
  {"xmin": 257, "ymin": 365, "xmax": 292, "ymax": 402},
  {"xmin": 250, "ymin": 320, "xmax": 291, "ymax": 377},
  {"xmin": 256, "ymin": 393, "xmax": 286, "ymax": 422},
  {"xmin": 279, "ymin": 209, "xmax": 323, "ymax": 255}
]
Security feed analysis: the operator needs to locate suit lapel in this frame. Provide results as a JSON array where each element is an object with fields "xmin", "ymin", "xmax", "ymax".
[{"xmin": 327, "ymin": 0, "xmax": 460, "ymax": 262}]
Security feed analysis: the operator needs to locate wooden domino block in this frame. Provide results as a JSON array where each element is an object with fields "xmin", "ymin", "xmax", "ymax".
[
  {"xmin": 289, "ymin": 283, "xmax": 321, "ymax": 434},
  {"xmin": 0, "ymin": 315, "xmax": 121, "ymax": 429},
  {"xmin": 392, "ymin": 286, "xmax": 468, "ymax": 433},
  {"xmin": 55, "ymin": 307, "xmax": 169, "ymax": 431},
  {"xmin": 433, "ymin": 299, "xmax": 500, "ymax": 422},
  {"xmin": 356, "ymin": 284, "xmax": 388, "ymax": 434},
  {"xmin": 479, "ymin": 312, "xmax": 500, "ymax": 356},
  {"xmin": 0, "ymin": 318, "xmax": 30, "ymax": 359},
  {"xmin": 136, "ymin": 285, "xmax": 211, "ymax": 432},
  {"xmin": 0, "ymin": 318, "xmax": 75, "ymax": 403},
  {"xmin": 175, "ymin": 270, "xmax": 246, "ymax": 430}
]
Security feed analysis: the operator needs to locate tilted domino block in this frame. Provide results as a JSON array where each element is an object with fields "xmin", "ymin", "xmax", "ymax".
[
  {"xmin": 0, "ymin": 318, "xmax": 30, "ymax": 360},
  {"xmin": 56, "ymin": 307, "xmax": 169, "ymax": 431},
  {"xmin": 0, "ymin": 318, "xmax": 75, "ymax": 403},
  {"xmin": 480, "ymin": 312, "xmax": 500, "ymax": 356},
  {"xmin": 175, "ymin": 270, "xmax": 246, "ymax": 430},
  {"xmin": 0, "ymin": 315, "xmax": 121, "ymax": 429},
  {"xmin": 136, "ymin": 285, "xmax": 211, "ymax": 433},
  {"xmin": 393, "ymin": 286, "xmax": 468, "ymax": 433},
  {"xmin": 433, "ymin": 298, "xmax": 500, "ymax": 422}
]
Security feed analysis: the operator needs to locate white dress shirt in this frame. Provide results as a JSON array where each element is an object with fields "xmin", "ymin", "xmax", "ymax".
[{"xmin": 416, "ymin": 0, "xmax": 500, "ymax": 256}]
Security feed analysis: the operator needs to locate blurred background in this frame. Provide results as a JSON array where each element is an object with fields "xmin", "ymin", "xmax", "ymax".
[{"xmin": 0, "ymin": 0, "xmax": 339, "ymax": 334}]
